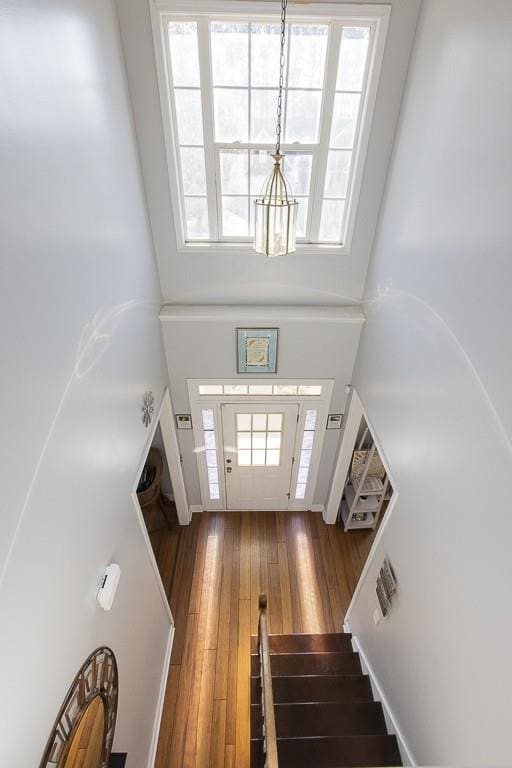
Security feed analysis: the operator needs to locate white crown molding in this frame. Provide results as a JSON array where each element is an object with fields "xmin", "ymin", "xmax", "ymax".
[{"xmin": 159, "ymin": 304, "xmax": 365, "ymax": 324}]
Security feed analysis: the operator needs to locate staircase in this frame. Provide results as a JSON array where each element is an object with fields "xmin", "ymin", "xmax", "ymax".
[{"xmin": 250, "ymin": 623, "xmax": 402, "ymax": 767}]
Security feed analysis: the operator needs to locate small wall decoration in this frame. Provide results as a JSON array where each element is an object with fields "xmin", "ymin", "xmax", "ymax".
[
  {"xmin": 176, "ymin": 414, "xmax": 192, "ymax": 429},
  {"xmin": 237, "ymin": 328, "xmax": 278, "ymax": 374},
  {"xmin": 142, "ymin": 391, "xmax": 155, "ymax": 428},
  {"xmin": 327, "ymin": 413, "xmax": 343, "ymax": 429},
  {"xmin": 376, "ymin": 556, "xmax": 397, "ymax": 618}
]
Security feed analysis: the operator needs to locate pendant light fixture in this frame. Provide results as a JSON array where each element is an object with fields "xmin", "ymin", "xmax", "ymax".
[{"xmin": 254, "ymin": 0, "xmax": 297, "ymax": 257}]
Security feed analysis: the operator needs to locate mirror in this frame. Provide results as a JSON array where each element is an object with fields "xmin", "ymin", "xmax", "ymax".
[
  {"xmin": 40, "ymin": 647, "xmax": 118, "ymax": 768},
  {"xmin": 62, "ymin": 695, "xmax": 106, "ymax": 768}
]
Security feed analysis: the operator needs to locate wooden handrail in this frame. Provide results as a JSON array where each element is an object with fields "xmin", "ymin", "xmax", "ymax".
[{"xmin": 258, "ymin": 594, "xmax": 279, "ymax": 768}]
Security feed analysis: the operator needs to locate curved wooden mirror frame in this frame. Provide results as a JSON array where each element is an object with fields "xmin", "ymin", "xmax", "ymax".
[{"xmin": 39, "ymin": 647, "xmax": 118, "ymax": 768}]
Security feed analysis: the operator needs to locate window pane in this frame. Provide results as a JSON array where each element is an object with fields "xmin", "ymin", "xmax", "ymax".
[
  {"xmin": 252, "ymin": 433, "xmax": 266, "ymax": 450},
  {"xmin": 298, "ymin": 466, "xmax": 309, "ymax": 484},
  {"xmin": 288, "ymin": 24, "xmax": 328, "ymax": 88},
  {"xmin": 267, "ymin": 432, "xmax": 282, "ymax": 450},
  {"xmin": 206, "ymin": 450, "xmax": 218, "ymax": 467},
  {"xmin": 267, "ymin": 413, "xmax": 283, "ymax": 431},
  {"xmin": 249, "ymin": 384, "xmax": 273, "ymax": 395},
  {"xmin": 285, "ymin": 90, "xmax": 321, "ymax": 143},
  {"xmin": 214, "ymin": 89, "xmax": 248, "ymax": 142},
  {"xmin": 319, "ymin": 199, "xmax": 345, "ymax": 242},
  {"xmin": 220, "ymin": 150, "xmax": 248, "ymax": 195},
  {"xmin": 199, "ymin": 385, "xmax": 223, "ymax": 395},
  {"xmin": 304, "ymin": 408, "xmax": 318, "ymax": 429},
  {"xmin": 202, "ymin": 409, "xmax": 215, "ymax": 430},
  {"xmin": 273, "ymin": 385, "xmax": 297, "ymax": 395},
  {"xmin": 208, "ymin": 467, "xmax": 218, "ymax": 484},
  {"xmin": 205, "ymin": 431, "xmax": 216, "ymax": 449},
  {"xmin": 238, "ymin": 450, "xmax": 251, "ymax": 466},
  {"xmin": 224, "ymin": 384, "xmax": 248, "ymax": 395},
  {"xmin": 184, "ymin": 197, "xmax": 209, "ymax": 239},
  {"xmin": 325, "ymin": 151, "xmax": 351, "ymax": 198},
  {"xmin": 301, "ymin": 431, "xmax": 314, "ymax": 450},
  {"xmin": 211, "ymin": 22, "xmax": 249, "ymax": 86},
  {"xmin": 295, "ymin": 483, "xmax": 306, "ymax": 499},
  {"xmin": 251, "ymin": 23, "xmax": 281, "ymax": 86},
  {"xmin": 282, "ymin": 153, "xmax": 312, "ymax": 196},
  {"xmin": 252, "ymin": 449, "xmax": 266, "ymax": 466},
  {"xmin": 209, "ymin": 483, "xmax": 220, "ymax": 500},
  {"xmin": 331, "ymin": 93, "xmax": 360, "ymax": 149},
  {"xmin": 337, "ymin": 26, "xmax": 370, "ymax": 91},
  {"xmin": 180, "ymin": 147, "xmax": 207, "ymax": 195},
  {"xmin": 222, "ymin": 196, "xmax": 249, "ymax": 237},
  {"xmin": 250, "ymin": 151, "xmax": 272, "ymax": 195},
  {"xmin": 237, "ymin": 413, "xmax": 251, "ymax": 430},
  {"xmin": 266, "ymin": 449, "xmax": 280, "ymax": 466},
  {"xmin": 300, "ymin": 449, "xmax": 312, "ymax": 468},
  {"xmin": 300, "ymin": 386, "xmax": 322, "ymax": 397},
  {"xmin": 168, "ymin": 22, "xmax": 200, "ymax": 87},
  {"xmin": 252, "ymin": 413, "xmax": 267, "ymax": 431},
  {"xmin": 174, "ymin": 89, "xmax": 204, "ymax": 145},
  {"xmin": 237, "ymin": 432, "xmax": 251, "ymax": 449},
  {"xmin": 251, "ymin": 89, "xmax": 279, "ymax": 143}
]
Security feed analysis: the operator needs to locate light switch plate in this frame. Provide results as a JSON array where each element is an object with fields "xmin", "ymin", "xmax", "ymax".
[{"xmin": 373, "ymin": 608, "xmax": 381, "ymax": 625}]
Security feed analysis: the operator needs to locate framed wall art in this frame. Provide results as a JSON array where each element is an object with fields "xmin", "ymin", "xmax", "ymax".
[{"xmin": 237, "ymin": 328, "xmax": 278, "ymax": 374}]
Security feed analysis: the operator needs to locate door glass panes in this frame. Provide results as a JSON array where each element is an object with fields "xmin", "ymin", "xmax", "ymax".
[
  {"xmin": 236, "ymin": 413, "xmax": 283, "ymax": 466},
  {"xmin": 167, "ymin": 22, "xmax": 210, "ymax": 240},
  {"xmin": 320, "ymin": 26, "xmax": 370, "ymax": 243},
  {"xmin": 202, "ymin": 409, "xmax": 220, "ymax": 499},
  {"xmin": 295, "ymin": 409, "xmax": 317, "ymax": 499},
  {"xmin": 197, "ymin": 382, "xmax": 322, "ymax": 396}
]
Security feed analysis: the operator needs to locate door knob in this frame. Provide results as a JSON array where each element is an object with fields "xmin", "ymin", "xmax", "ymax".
[{"xmin": 226, "ymin": 467, "xmax": 232, "ymax": 473}]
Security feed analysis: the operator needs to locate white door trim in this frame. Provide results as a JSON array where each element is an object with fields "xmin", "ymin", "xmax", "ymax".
[{"xmin": 188, "ymin": 379, "xmax": 333, "ymax": 511}]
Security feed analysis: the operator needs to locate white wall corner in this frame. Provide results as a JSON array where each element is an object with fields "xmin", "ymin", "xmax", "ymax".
[
  {"xmin": 189, "ymin": 504, "xmax": 204, "ymax": 515},
  {"xmin": 147, "ymin": 623, "xmax": 175, "ymax": 768},
  {"xmin": 311, "ymin": 504, "xmax": 326, "ymax": 514},
  {"xmin": 344, "ymin": 627, "xmax": 417, "ymax": 767}
]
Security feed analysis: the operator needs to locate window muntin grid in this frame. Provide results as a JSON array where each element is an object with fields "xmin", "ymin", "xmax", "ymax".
[
  {"xmin": 295, "ymin": 409, "xmax": 317, "ymax": 499},
  {"xmin": 197, "ymin": 383, "xmax": 322, "ymax": 396},
  {"xmin": 236, "ymin": 412, "xmax": 283, "ymax": 466},
  {"xmin": 165, "ymin": 18, "xmax": 375, "ymax": 246},
  {"xmin": 202, "ymin": 409, "xmax": 220, "ymax": 499}
]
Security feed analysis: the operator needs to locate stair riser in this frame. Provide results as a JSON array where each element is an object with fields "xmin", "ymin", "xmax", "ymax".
[
  {"xmin": 251, "ymin": 652, "xmax": 362, "ymax": 677},
  {"xmin": 250, "ymin": 633, "xmax": 353, "ymax": 654},
  {"xmin": 251, "ymin": 702, "xmax": 387, "ymax": 739},
  {"xmin": 251, "ymin": 674, "xmax": 373, "ymax": 704},
  {"xmin": 250, "ymin": 735, "xmax": 402, "ymax": 767}
]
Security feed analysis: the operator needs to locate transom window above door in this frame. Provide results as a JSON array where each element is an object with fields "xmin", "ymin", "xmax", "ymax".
[{"xmin": 153, "ymin": 2, "xmax": 390, "ymax": 253}]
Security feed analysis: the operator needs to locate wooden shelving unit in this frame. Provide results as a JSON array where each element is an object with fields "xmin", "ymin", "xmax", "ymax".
[{"xmin": 341, "ymin": 423, "xmax": 390, "ymax": 531}]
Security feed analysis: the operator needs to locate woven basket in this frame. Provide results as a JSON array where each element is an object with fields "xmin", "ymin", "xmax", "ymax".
[{"xmin": 351, "ymin": 449, "xmax": 385, "ymax": 480}]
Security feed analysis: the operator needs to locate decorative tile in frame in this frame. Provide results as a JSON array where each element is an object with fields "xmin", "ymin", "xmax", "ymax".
[{"xmin": 237, "ymin": 328, "xmax": 278, "ymax": 374}]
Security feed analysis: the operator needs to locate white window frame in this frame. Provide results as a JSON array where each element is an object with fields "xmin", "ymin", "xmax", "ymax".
[{"xmin": 150, "ymin": 0, "xmax": 390, "ymax": 256}]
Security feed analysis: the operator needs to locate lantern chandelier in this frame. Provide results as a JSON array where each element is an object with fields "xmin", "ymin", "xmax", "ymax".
[{"xmin": 254, "ymin": 0, "xmax": 298, "ymax": 257}]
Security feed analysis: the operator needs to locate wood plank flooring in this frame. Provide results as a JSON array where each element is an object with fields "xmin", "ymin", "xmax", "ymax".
[{"xmin": 154, "ymin": 510, "xmax": 380, "ymax": 768}]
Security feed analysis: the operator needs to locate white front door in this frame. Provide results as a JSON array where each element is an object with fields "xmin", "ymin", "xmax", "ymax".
[{"xmin": 221, "ymin": 403, "xmax": 299, "ymax": 511}]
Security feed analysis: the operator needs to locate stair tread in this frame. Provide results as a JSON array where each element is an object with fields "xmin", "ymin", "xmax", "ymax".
[{"xmin": 251, "ymin": 633, "xmax": 352, "ymax": 654}]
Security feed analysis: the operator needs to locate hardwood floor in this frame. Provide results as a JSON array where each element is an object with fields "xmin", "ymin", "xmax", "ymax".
[{"xmin": 154, "ymin": 510, "xmax": 380, "ymax": 768}]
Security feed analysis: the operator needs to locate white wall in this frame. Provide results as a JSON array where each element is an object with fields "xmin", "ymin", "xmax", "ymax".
[
  {"xmin": 115, "ymin": 0, "xmax": 421, "ymax": 306},
  {"xmin": 160, "ymin": 308, "xmax": 363, "ymax": 507},
  {"xmin": 0, "ymin": 1, "xmax": 170, "ymax": 765},
  {"xmin": 346, "ymin": 1, "xmax": 512, "ymax": 765}
]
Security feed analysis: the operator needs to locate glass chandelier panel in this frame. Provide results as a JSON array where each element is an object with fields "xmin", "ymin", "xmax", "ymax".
[{"xmin": 254, "ymin": 0, "xmax": 298, "ymax": 257}]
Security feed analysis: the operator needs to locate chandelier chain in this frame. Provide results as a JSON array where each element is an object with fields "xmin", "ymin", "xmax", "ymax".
[{"xmin": 275, "ymin": 0, "xmax": 287, "ymax": 156}]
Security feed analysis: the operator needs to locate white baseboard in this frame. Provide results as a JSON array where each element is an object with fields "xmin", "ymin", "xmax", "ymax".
[
  {"xmin": 311, "ymin": 504, "xmax": 326, "ymax": 514},
  {"xmin": 189, "ymin": 504, "xmax": 204, "ymax": 515},
  {"xmin": 344, "ymin": 627, "xmax": 416, "ymax": 767},
  {"xmin": 148, "ymin": 624, "xmax": 175, "ymax": 768}
]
